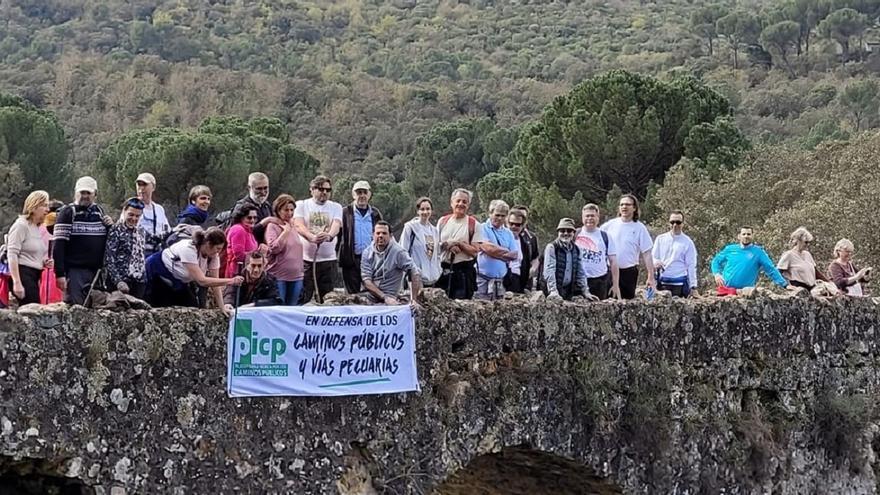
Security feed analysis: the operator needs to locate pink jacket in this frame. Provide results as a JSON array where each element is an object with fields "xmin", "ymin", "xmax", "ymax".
[{"xmin": 225, "ymin": 224, "xmax": 257, "ymax": 277}]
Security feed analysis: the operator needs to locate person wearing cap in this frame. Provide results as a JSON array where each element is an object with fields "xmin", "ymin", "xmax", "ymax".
[
  {"xmin": 542, "ymin": 218, "xmax": 597, "ymax": 301},
  {"xmin": 53, "ymin": 176, "xmax": 114, "ymax": 305},
  {"xmin": 103, "ymin": 198, "xmax": 148, "ymax": 299},
  {"xmin": 338, "ymin": 180, "xmax": 383, "ymax": 294},
  {"xmin": 135, "ymin": 173, "xmax": 171, "ymax": 258}
]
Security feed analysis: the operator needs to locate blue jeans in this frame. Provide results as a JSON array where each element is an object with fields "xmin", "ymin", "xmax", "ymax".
[{"xmin": 277, "ymin": 280, "xmax": 303, "ymax": 306}]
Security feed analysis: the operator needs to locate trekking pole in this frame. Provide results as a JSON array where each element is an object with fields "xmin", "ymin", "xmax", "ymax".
[
  {"xmin": 83, "ymin": 268, "xmax": 102, "ymax": 308},
  {"xmin": 233, "ymin": 261, "xmax": 244, "ymax": 327},
  {"xmin": 313, "ymin": 240, "xmax": 323, "ymax": 304}
]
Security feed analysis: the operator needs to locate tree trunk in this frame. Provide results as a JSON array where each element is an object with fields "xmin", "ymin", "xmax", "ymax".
[
  {"xmin": 708, "ymin": 37, "xmax": 714, "ymax": 57},
  {"xmin": 733, "ymin": 45, "xmax": 739, "ymax": 69}
]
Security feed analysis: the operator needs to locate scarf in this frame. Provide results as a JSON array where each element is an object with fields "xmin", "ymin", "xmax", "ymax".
[{"xmin": 178, "ymin": 204, "xmax": 208, "ymax": 224}]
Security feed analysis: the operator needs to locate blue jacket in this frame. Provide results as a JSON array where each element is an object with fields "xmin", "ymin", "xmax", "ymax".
[{"xmin": 711, "ymin": 243, "xmax": 788, "ymax": 289}]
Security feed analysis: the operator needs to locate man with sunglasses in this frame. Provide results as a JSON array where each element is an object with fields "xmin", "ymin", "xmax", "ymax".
[
  {"xmin": 103, "ymin": 198, "xmax": 148, "ymax": 299},
  {"xmin": 294, "ymin": 175, "xmax": 343, "ymax": 303},
  {"xmin": 542, "ymin": 218, "xmax": 598, "ymax": 301},
  {"xmin": 505, "ymin": 206, "xmax": 540, "ymax": 293},
  {"xmin": 651, "ymin": 210, "xmax": 698, "ymax": 297}
]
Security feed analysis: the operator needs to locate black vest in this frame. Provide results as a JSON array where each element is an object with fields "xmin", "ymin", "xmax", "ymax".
[{"xmin": 553, "ymin": 240, "xmax": 583, "ymax": 299}]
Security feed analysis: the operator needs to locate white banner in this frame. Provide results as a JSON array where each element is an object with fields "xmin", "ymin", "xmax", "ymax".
[{"xmin": 226, "ymin": 305, "xmax": 420, "ymax": 397}]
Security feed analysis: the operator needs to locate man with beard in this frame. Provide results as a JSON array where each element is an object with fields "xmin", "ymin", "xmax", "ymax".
[
  {"xmin": 361, "ymin": 221, "xmax": 422, "ymax": 305},
  {"xmin": 711, "ymin": 226, "xmax": 791, "ymax": 295},
  {"xmin": 542, "ymin": 218, "xmax": 598, "ymax": 302},
  {"xmin": 294, "ymin": 175, "xmax": 343, "ymax": 303},
  {"xmin": 504, "ymin": 206, "xmax": 540, "ymax": 293},
  {"xmin": 53, "ymin": 176, "xmax": 114, "ymax": 304},
  {"xmin": 228, "ymin": 172, "xmax": 277, "ymax": 243}
]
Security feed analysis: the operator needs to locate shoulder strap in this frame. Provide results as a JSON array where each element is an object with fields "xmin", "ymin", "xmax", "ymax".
[
  {"xmin": 438, "ymin": 214, "xmax": 452, "ymax": 231},
  {"xmin": 600, "ymin": 230, "xmax": 609, "ymax": 251},
  {"xmin": 408, "ymin": 226, "xmax": 416, "ymax": 255},
  {"xmin": 467, "ymin": 215, "xmax": 476, "ymax": 242}
]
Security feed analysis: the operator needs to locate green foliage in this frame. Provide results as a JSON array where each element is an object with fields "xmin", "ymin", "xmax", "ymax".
[
  {"xmin": 0, "ymin": 93, "xmax": 69, "ymax": 198},
  {"xmin": 652, "ymin": 135, "xmax": 880, "ymax": 282},
  {"xmin": 818, "ymin": 8, "xmax": 867, "ymax": 61},
  {"xmin": 482, "ymin": 70, "xmax": 736, "ymax": 234},
  {"xmin": 760, "ymin": 21, "xmax": 801, "ymax": 74},
  {"xmin": 685, "ymin": 117, "xmax": 752, "ymax": 177},
  {"xmin": 838, "ymin": 79, "xmax": 880, "ymax": 131},
  {"xmin": 405, "ymin": 118, "xmax": 516, "ymax": 214},
  {"xmin": 93, "ymin": 118, "xmax": 318, "ymax": 212},
  {"xmin": 716, "ymin": 11, "xmax": 761, "ymax": 69}
]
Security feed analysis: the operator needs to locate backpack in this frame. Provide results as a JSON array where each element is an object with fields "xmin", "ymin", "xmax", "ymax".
[
  {"xmin": 162, "ymin": 224, "xmax": 203, "ymax": 250},
  {"xmin": 437, "ymin": 214, "xmax": 476, "ymax": 243}
]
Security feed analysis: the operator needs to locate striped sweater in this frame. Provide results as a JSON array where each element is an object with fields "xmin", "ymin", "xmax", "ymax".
[{"xmin": 53, "ymin": 203, "xmax": 109, "ymax": 276}]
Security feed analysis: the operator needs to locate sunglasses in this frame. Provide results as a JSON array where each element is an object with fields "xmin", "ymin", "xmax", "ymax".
[
  {"xmin": 315, "ymin": 187, "xmax": 332, "ymax": 193},
  {"xmin": 669, "ymin": 220, "xmax": 682, "ymax": 225},
  {"xmin": 559, "ymin": 229, "xmax": 575, "ymax": 234},
  {"xmin": 125, "ymin": 198, "xmax": 145, "ymax": 209}
]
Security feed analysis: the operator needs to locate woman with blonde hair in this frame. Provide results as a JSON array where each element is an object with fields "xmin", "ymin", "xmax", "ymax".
[
  {"xmin": 828, "ymin": 239, "xmax": 872, "ymax": 296},
  {"xmin": 4, "ymin": 191, "xmax": 52, "ymax": 305},
  {"xmin": 776, "ymin": 227, "xmax": 828, "ymax": 291}
]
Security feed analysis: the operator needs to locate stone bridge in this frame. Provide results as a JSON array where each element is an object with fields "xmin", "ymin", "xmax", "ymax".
[{"xmin": 2, "ymin": 293, "xmax": 880, "ymax": 494}]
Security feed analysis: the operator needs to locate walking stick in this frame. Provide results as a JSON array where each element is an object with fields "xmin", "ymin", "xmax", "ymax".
[
  {"xmin": 83, "ymin": 268, "xmax": 102, "ymax": 308},
  {"xmin": 312, "ymin": 240, "xmax": 323, "ymax": 304},
  {"xmin": 233, "ymin": 261, "xmax": 244, "ymax": 328}
]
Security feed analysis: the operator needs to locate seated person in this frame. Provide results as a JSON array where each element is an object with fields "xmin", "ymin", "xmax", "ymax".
[
  {"xmin": 223, "ymin": 250, "xmax": 280, "ymax": 309},
  {"xmin": 360, "ymin": 221, "xmax": 422, "ymax": 305}
]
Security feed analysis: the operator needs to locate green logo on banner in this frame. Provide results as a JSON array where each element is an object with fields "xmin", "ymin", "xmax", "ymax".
[{"xmin": 232, "ymin": 319, "xmax": 288, "ymax": 377}]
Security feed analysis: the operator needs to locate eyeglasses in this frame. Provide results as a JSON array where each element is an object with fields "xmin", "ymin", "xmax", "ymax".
[
  {"xmin": 559, "ymin": 229, "xmax": 575, "ymax": 234},
  {"xmin": 125, "ymin": 198, "xmax": 145, "ymax": 209},
  {"xmin": 315, "ymin": 187, "xmax": 332, "ymax": 193},
  {"xmin": 669, "ymin": 220, "xmax": 682, "ymax": 225},
  {"xmin": 509, "ymin": 222, "xmax": 523, "ymax": 227}
]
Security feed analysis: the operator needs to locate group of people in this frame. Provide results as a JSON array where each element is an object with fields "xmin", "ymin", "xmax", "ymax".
[{"xmin": 0, "ymin": 172, "xmax": 872, "ymax": 314}]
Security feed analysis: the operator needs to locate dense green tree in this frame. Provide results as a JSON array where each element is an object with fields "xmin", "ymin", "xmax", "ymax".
[
  {"xmin": 818, "ymin": 8, "xmax": 867, "ymax": 64},
  {"xmin": 690, "ymin": 5, "xmax": 729, "ymax": 56},
  {"xmin": 0, "ymin": 93, "xmax": 70, "ymax": 198},
  {"xmin": 684, "ymin": 117, "xmax": 752, "ymax": 177},
  {"xmin": 838, "ymin": 79, "xmax": 880, "ymax": 132},
  {"xmin": 404, "ymin": 117, "xmax": 516, "ymax": 213},
  {"xmin": 761, "ymin": 21, "xmax": 801, "ymax": 75},
  {"xmin": 479, "ymin": 70, "xmax": 740, "ymax": 234},
  {"xmin": 716, "ymin": 11, "xmax": 762, "ymax": 69},
  {"xmin": 93, "ymin": 117, "xmax": 319, "ymax": 212}
]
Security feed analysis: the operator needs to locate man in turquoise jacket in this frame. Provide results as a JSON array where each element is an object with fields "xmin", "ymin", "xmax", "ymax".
[{"xmin": 711, "ymin": 227, "xmax": 790, "ymax": 295}]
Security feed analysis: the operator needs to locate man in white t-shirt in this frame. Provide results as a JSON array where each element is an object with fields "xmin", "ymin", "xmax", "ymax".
[
  {"xmin": 652, "ymin": 210, "xmax": 698, "ymax": 297},
  {"xmin": 600, "ymin": 194, "xmax": 655, "ymax": 299},
  {"xmin": 294, "ymin": 175, "xmax": 343, "ymax": 303},
  {"xmin": 576, "ymin": 203, "xmax": 620, "ymax": 299}
]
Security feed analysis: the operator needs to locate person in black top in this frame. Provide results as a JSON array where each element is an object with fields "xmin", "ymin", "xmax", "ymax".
[
  {"xmin": 338, "ymin": 180, "xmax": 383, "ymax": 294},
  {"xmin": 223, "ymin": 250, "xmax": 280, "ymax": 308},
  {"xmin": 504, "ymin": 206, "xmax": 540, "ymax": 293},
  {"xmin": 53, "ymin": 176, "xmax": 113, "ymax": 305}
]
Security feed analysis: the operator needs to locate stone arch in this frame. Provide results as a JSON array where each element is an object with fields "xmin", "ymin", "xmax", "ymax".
[
  {"xmin": 0, "ymin": 455, "xmax": 95, "ymax": 495},
  {"xmin": 434, "ymin": 446, "xmax": 622, "ymax": 494}
]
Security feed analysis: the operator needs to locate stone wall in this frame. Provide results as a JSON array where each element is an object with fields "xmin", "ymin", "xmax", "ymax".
[{"xmin": 1, "ymin": 293, "xmax": 880, "ymax": 493}]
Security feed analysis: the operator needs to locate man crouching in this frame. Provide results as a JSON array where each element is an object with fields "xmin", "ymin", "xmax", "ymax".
[{"xmin": 361, "ymin": 221, "xmax": 422, "ymax": 306}]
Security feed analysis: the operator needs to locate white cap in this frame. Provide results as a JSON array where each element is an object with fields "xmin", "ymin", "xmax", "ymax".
[
  {"xmin": 352, "ymin": 180, "xmax": 371, "ymax": 192},
  {"xmin": 74, "ymin": 176, "xmax": 98, "ymax": 194},
  {"xmin": 136, "ymin": 172, "xmax": 156, "ymax": 185}
]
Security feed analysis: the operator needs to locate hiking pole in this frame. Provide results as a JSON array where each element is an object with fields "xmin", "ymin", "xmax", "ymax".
[
  {"xmin": 312, "ymin": 240, "xmax": 323, "ymax": 304},
  {"xmin": 83, "ymin": 268, "xmax": 102, "ymax": 308},
  {"xmin": 233, "ymin": 261, "xmax": 244, "ymax": 328}
]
